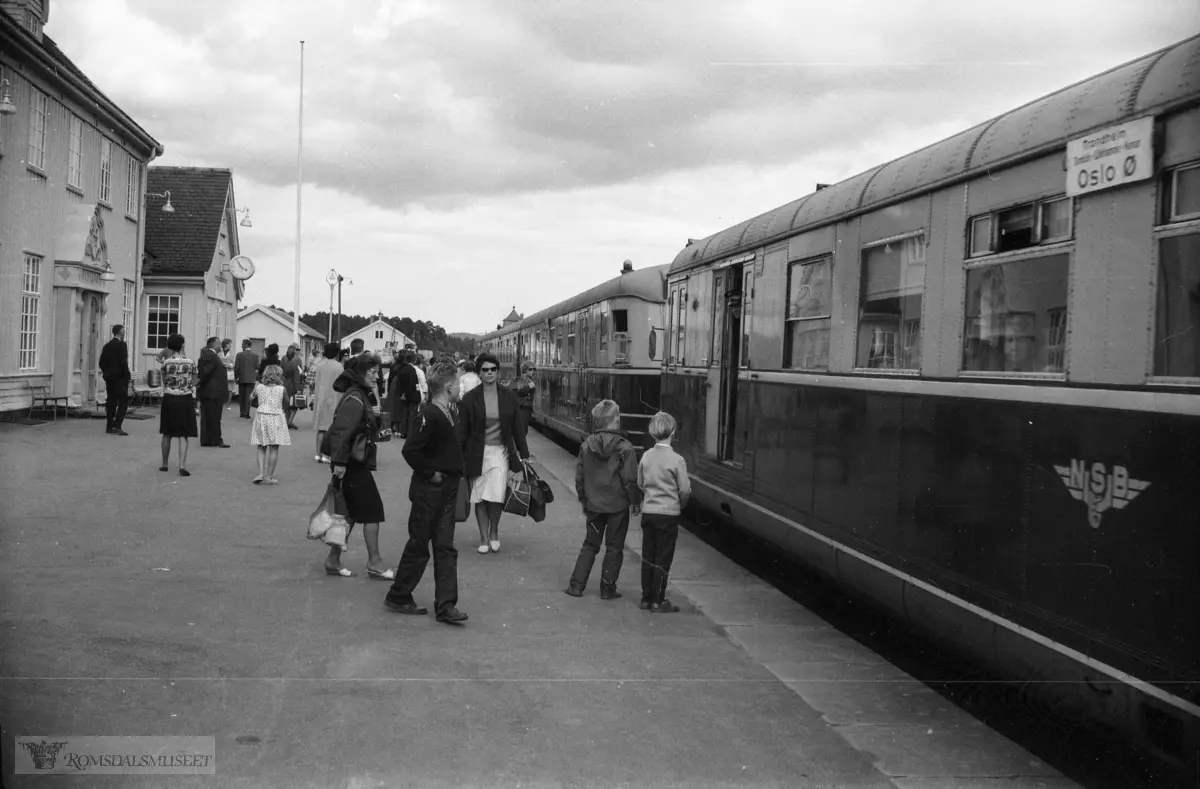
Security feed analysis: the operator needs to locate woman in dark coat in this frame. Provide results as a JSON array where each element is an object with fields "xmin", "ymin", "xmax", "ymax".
[
  {"xmin": 321, "ymin": 353, "xmax": 393, "ymax": 580},
  {"xmin": 280, "ymin": 343, "xmax": 303, "ymax": 429},
  {"xmin": 257, "ymin": 343, "xmax": 282, "ymax": 381},
  {"xmin": 458, "ymin": 351, "xmax": 530, "ymax": 554}
]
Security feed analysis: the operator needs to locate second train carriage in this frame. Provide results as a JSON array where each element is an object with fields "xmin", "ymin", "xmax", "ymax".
[
  {"xmin": 479, "ymin": 262, "xmax": 668, "ymax": 449},
  {"xmin": 662, "ymin": 36, "xmax": 1200, "ymax": 770}
]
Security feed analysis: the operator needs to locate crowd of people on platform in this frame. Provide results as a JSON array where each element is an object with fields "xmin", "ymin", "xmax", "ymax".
[{"xmin": 95, "ymin": 326, "xmax": 691, "ymax": 625}]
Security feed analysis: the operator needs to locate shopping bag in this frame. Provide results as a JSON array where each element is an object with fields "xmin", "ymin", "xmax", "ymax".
[
  {"xmin": 526, "ymin": 464, "xmax": 554, "ymax": 504},
  {"xmin": 455, "ymin": 477, "xmax": 471, "ymax": 523},
  {"xmin": 307, "ymin": 479, "xmax": 350, "ymax": 549},
  {"xmin": 503, "ymin": 468, "xmax": 532, "ymax": 517}
]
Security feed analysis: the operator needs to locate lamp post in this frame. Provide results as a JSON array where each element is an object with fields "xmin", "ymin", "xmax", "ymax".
[{"xmin": 325, "ymin": 269, "xmax": 351, "ymax": 344}]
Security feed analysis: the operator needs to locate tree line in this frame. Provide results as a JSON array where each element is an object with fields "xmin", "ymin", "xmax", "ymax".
[{"xmin": 270, "ymin": 306, "xmax": 479, "ymax": 355}]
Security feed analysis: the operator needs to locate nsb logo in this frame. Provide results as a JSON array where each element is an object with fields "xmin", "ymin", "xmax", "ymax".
[{"xmin": 1053, "ymin": 460, "xmax": 1150, "ymax": 528}]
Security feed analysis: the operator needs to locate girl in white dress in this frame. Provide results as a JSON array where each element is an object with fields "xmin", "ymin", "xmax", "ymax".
[{"xmin": 251, "ymin": 365, "xmax": 291, "ymax": 484}]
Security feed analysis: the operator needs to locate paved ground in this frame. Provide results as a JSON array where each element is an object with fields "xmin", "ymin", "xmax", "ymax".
[{"xmin": 0, "ymin": 404, "xmax": 1075, "ymax": 788}]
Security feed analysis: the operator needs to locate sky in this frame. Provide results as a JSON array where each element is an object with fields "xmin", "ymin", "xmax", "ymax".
[{"xmin": 46, "ymin": 0, "xmax": 1200, "ymax": 335}]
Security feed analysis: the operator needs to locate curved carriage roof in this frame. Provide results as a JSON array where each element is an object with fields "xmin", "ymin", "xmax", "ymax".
[
  {"xmin": 670, "ymin": 34, "xmax": 1200, "ymax": 276},
  {"xmin": 481, "ymin": 264, "xmax": 668, "ymax": 341}
]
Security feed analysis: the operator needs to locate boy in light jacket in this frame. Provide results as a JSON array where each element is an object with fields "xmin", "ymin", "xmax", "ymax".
[
  {"xmin": 637, "ymin": 411, "xmax": 691, "ymax": 613},
  {"xmin": 566, "ymin": 400, "xmax": 642, "ymax": 599}
]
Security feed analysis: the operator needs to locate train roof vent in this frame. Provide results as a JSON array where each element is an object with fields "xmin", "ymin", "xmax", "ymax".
[{"xmin": 621, "ymin": 259, "xmax": 634, "ymax": 273}]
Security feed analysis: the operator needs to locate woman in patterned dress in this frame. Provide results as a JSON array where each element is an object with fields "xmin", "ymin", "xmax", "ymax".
[
  {"xmin": 251, "ymin": 364, "xmax": 291, "ymax": 484},
  {"xmin": 159, "ymin": 333, "xmax": 198, "ymax": 477}
]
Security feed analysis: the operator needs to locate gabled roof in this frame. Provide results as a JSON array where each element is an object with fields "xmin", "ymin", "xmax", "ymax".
[
  {"xmin": 503, "ymin": 307, "xmax": 522, "ymax": 323},
  {"xmin": 237, "ymin": 304, "xmax": 325, "ymax": 340},
  {"xmin": 341, "ymin": 319, "xmax": 411, "ymax": 344},
  {"xmin": 143, "ymin": 167, "xmax": 235, "ymax": 276}
]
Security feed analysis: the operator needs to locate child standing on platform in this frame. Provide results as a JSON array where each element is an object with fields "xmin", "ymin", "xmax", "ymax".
[
  {"xmin": 565, "ymin": 400, "xmax": 642, "ymax": 600},
  {"xmin": 251, "ymin": 364, "xmax": 291, "ymax": 485},
  {"xmin": 637, "ymin": 412, "xmax": 691, "ymax": 613}
]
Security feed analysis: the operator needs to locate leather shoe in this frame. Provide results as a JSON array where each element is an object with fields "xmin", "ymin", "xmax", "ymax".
[
  {"xmin": 599, "ymin": 591, "xmax": 622, "ymax": 601},
  {"xmin": 217, "ymin": 443, "xmax": 231, "ymax": 448},
  {"xmin": 651, "ymin": 599, "xmax": 680, "ymax": 613},
  {"xmin": 563, "ymin": 587, "xmax": 583, "ymax": 598},
  {"xmin": 639, "ymin": 599, "xmax": 652, "ymax": 610},
  {"xmin": 384, "ymin": 600, "xmax": 427, "ymax": 615},
  {"xmin": 435, "ymin": 607, "xmax": 468, "ymax": 624}
]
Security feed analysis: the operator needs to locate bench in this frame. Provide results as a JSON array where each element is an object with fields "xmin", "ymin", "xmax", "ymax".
[{"xmin": 28, "ymin": 382, "xmax": 70, "ymax": 421}]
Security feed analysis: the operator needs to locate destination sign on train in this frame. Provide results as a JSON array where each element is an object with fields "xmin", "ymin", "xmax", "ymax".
[{"xmin": 1066, "ymin": 116, "xmax": 1154, "ymax": 197}]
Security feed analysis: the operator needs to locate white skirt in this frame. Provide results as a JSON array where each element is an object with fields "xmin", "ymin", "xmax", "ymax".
[{"xmin": 471, "ymin": 444, "xmax": 509, "ymax": 504}]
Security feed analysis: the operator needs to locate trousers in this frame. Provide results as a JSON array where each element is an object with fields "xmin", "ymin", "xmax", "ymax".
[
  {"xmin": 237, "ymin": 382, "xmax": 255, "ymax": 417},
  {"xmin": 568, "ymin": 508, "xmax": 630, "ymax": 595},
  {"xmin": 104, "ymin": 376, "xmax": 129, "ymax": 431},
  {"xmin": 639, "ymin": 513, "xmax": 680, "ymax": 604},
  {"xmin": 199, "ymin": 398, "xmax": 224, "ymax": 445},
  {"xmin": 386, "ymin": 474, "xmax": 460, "ymax": 614}
]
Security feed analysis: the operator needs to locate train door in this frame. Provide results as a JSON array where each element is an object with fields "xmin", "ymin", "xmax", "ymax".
[{"xmin": 716, "ymin": 266, "xmax": 744, "ymax": 461}]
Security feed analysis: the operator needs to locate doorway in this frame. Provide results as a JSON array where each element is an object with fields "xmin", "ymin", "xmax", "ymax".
[{"xmin": 80, "ymin": 293, "xmax": 102, "ymax": 405}]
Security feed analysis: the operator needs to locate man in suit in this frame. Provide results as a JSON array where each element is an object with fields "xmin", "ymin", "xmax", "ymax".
[
  {"xmin": 197, "ymin": 336, "xmax": 230, "ymax": 447},
  {"xmin": 98, "ymin": 324, "xmax": 131, "ymax": 436},
  {"xmin": 390, "ymin": 350, "xmax": 421, "ymax": 439},
  {"xmin": 233, "ymin": 339, "xmax": 259, "ymax": 419}
]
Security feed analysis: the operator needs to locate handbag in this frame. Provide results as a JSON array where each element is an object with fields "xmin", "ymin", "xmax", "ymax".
[
  {"xmin": 250, "ymin": 391, "xmax": 259, "ymax": 409},
  {"xmin": 350, "ymin": 431, "xmax": 377, "ymax": 470},
  {"xmin": 524, "ymin": 464, "xmax": 552, "ymax": 523},
  {"xmin": 503, "ymin": 465, "xmax": 533, "ymax": 518},
  {"xmin": 307, "ymin": 478, "xmax": 350, "ymax": 549},
  {"xmin": 454, "ymin": 477, "xmax": 471, "ymax": 523}
]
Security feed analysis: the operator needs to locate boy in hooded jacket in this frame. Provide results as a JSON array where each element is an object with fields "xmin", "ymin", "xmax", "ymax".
[{"xmin": 566, "ymin": 399, "xmax": 642, "ymax": 599}]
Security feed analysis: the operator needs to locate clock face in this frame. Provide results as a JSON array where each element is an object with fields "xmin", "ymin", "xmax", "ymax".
[{"xmin": 229, "ymin": 255, "xmax": 255, "ymax": 280}]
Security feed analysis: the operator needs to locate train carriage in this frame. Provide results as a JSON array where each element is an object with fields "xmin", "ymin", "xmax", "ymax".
[
  {"xmin": 480, "ymin": 261, "xmax": 668, "ymax": 449},
  {"xmin": 662, "ymin": 35, "xmax": 1200, "ymax": 769}
]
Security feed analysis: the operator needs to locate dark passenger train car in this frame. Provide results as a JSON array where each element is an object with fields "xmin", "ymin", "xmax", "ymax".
[
  {"xmin": 480, "ymin": 262, "xmax": 667, "ymax": 449},
  {"xmin": 662, "ymin": 36, "xmax": 1200, "ymax": 770}
]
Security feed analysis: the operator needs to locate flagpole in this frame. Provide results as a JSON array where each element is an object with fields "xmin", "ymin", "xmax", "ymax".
[{"xmin": 293, "ymin": 40, "xmax": 304, "ymax": 345}]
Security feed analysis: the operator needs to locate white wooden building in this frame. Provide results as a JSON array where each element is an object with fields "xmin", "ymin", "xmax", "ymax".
[{"xmin": 236, "ymin": 304, "xmax": 325, "ymax": 359}]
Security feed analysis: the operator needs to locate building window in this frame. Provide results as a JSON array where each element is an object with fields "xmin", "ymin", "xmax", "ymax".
[
  {"xmin": 20, "ymin": 254, "xmax": 41, "ymax": 370},
  {"xmin": 856, "ymin": 235, "xmax": 925, "ymax": 370},
  {"xmin": 962, "ymin": 253, "xmax": 1069, "ymax": 374},
  {"xmin": 146, "ymin": 294, "xmax": 181, "ymax": 349},
  {"xmin": 27, "ymin": 87, "xmax": 48, "ymax": 170},
  {"xmin": 99, "ymin": 139, "xmax": 112, "ymax": 204},
  {"xmin": 215, "ymin": 279, "xmax": 227, "ymax": 303},
  {"xmin": 375, "ymin": 330, "xmax": 383, "ymax": 339},
  {"xmin": 969, "ymin": 197, "xmax": 1072, "ymax": 257},
  {"xmin": 122, "ymin": 280, "xmax": 135, "ymax": 331},
  {"xmin": 67, "ymin": 115, "xmax": 83, "ymax": 188},
  {"xmin": 784, "ymin": 256, "xmax": 832, "ymax": 370},
  {"xmin": 1162, "ymin": 162, "xmax": 1200, "ymax": 223},
  {"xmin": 126, "ymin": 158, "xmax": 140, "ymax": 215},
  {"xmin": 1154, "ymin": 233, "xmax": 1200, "ymax": 377}
]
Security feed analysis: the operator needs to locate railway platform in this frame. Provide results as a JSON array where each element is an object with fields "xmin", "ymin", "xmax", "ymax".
[{"xmin": 0, "ymin": 409, "xmax": 1073, "ymax": 787}]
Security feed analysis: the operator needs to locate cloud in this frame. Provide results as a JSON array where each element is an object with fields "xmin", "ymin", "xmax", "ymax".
[{"xmin": 42, "ymin": 0, "xmax": 1200, "ymax": 333}]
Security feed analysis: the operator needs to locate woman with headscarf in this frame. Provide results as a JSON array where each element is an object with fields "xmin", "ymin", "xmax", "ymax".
[
  {"xmin": 280, "ymin": 343, "xmax": 303, "ymax": 429},
  {"xmin": 458, "ymin": 351, "xmax": 530, "ymax": 554},
  {"xmin": 310, "ymin": 342, "xmax": 344, "ymax": 463},
  {"xmin": 321, "ymin": 353, "xmax": 392, "ymax": 579}
]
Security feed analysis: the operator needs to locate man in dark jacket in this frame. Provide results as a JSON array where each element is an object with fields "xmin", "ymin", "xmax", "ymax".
[
  {"xmin": 390, "ymin": 351, "xmax": 421, "ymax": 439},
  {"xmin": 98, "ymin": 324, "xmax": 131, "ymax": 435},
  {"xmin": 233, "ymin": 339, "xmax": 259, "ymax": 418},
  {"xmin": 197, "ymin": 336, "xmax": 230, "ymax": 447}
]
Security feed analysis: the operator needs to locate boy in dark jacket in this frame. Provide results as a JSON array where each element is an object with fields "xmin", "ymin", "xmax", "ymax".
[{"xmin": 566, "ymin": 399, "xmax": 642, "ymax": 599}]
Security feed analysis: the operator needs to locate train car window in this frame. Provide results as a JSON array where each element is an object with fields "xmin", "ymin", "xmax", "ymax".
[
  {"xmin": 784, "ymin": 256, "xmax": 832, "ymax": 370},
  {"xmin": 1039, "ymin": 198, "xmax": 1071, "ymax": 242},
  {"xmin": 612, "ymin": 309, "xmax": 628, "ymax": 333},
  {"xmin": 1165, "ymin": 163, "xmax": 1200, "ymax": 222},
  {"xmin": 599, "ymin": 304, "xmax": 609, "ymax": 354},
  {"xmin": 997, "ymin": 205, "xmax": 1035, "ymax": 251},
  {"xmin": 969, "ymin": 216, "xmax": 993, "ymax": 257},
  {"xmin": 856, "ymin": 235, "xmax": 925, "ymax": 370},
  {"xmin": 740, "ymin": 270, "xmax": 753, "ymax": 368},
  {"xmin": 1154, "ymin": 232, "xmax": 1200, "ymax": 377},
  {"xmin": 961, "ymin": 253, "xmax": 1069, "ymax": 374},
  {"xmin": 567, "ymin": 314, "xmax": 576, "ymax": 364},
  {"xmin": 676, "ymin": 286, "xmax": 687, "ymax": 366}
]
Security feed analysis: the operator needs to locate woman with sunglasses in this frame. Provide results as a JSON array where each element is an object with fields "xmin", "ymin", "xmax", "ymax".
[{"xmin": 459, "ymin": 351, "xmax": 530, "ymax": 554}]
